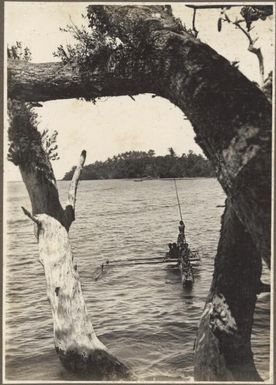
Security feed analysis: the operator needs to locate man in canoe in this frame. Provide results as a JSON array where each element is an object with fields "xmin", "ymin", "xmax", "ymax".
[
  {"xmin": 166, "ymin": 243, "xmax": 179, "ymax": 259},
  {"xmin": 177, "ymin": 220, "xmax": 186, "ymax": 245},
  {"xmin": 179, "ymin": 220, "xmax": 185, "ymax": 235},
  {"xmin": 179, "ymin": 243, "xmax": 194, "ymax": 282},
  {"xmin": 166, "ymin": 243, "xmax": 173, "ymax": 258},
  {"xmin": 172, "ymin": 243, "xmax": 179, "ymax": 257}
]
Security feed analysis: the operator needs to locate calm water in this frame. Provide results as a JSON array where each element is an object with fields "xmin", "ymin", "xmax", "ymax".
[{"xmin": 4, "ymin": 178, "xmax": 271, "ymax": 381}]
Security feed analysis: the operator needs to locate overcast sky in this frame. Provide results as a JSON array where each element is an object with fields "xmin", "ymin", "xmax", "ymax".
[{"xmin": 5, "ymin": 2, "xmax": 274, "ymax": 181}]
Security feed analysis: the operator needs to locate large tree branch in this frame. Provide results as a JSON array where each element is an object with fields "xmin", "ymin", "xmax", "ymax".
[{"xmin": 7, "ymin": 59, "xmax": 155, "ymax": 102}]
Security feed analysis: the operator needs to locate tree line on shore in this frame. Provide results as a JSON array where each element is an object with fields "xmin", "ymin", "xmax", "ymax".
[{"xmin": 63, "ymin": 148, "xmax": 215, "ymax": 180}]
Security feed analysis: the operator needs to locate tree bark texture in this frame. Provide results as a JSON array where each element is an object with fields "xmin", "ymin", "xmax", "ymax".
[
  {"xmin": 8, "ymin": 5, "xmax": 272, "ymax": 381},
  {"xmin": 20, "ymin": 151, "xmax": 131, "ymax": 380},
  {"xmin": 194, "ymin": 198, "xmax": 262, "ymax": 381},
  {"xmin": 34, "ymin": 213, "xmax": 130, "ymax": 379}
]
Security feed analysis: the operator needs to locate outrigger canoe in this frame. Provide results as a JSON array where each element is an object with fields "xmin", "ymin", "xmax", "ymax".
[
  {"xmin": 165, "ymin": 246, "xmax": 200, "ymax": 287},
  {"xmin": 165, "ymin": 178, "xmax": 202, "ymax": 287},
  {"xmin": 179, "ymin": 257, "xmax": 194, "ymax": 287}
]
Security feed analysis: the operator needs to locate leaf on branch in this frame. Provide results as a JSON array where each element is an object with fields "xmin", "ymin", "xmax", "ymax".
[{"xmin": 53, "ymin": 16, "xmax": 118, "ymax": 70}]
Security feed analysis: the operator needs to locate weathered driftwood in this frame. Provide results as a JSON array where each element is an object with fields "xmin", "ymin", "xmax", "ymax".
[
  {"xmin": 8, "ymin": 5, "xmax": 271, "ymax": 381},
  {"xmin": 21, "ymin": 151, "xmax": 131, "ymax": 380}
]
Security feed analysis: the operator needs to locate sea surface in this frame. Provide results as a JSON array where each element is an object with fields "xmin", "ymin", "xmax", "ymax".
[{"xmin": 4, "ymin": 178, "xmax": 271, "ymax": 382}]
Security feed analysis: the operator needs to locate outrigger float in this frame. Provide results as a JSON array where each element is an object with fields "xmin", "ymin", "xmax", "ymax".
[{"xmin": 94, "ymin": 179, "xmax": 200, "ymax": 285}]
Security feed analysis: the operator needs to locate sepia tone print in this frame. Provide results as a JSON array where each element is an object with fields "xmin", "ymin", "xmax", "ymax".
[{"xmin": 4, "ymin": 2, "xmax": 274, "ymax": 383}]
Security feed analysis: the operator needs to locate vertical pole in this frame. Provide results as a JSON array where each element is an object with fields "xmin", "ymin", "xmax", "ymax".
[{"xmin": 174, "ymin": 178, "xmax": 183, "ymax": 222}]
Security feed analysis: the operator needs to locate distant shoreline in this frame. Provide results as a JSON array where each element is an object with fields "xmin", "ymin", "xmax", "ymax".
[{"xmin": 62, "ymin": 150, "xmax": 215, "ymax": 180}]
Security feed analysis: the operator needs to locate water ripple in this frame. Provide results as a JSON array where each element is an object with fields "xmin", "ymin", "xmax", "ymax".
[{"xmin": 4, "ymin": 179, "xmax": 270, "ymax": 381}]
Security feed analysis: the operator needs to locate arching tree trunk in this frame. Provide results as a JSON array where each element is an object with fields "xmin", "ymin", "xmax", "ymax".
[{"xmin": 7, "ymin": 5, "xmax": 271, "ymax": 381}]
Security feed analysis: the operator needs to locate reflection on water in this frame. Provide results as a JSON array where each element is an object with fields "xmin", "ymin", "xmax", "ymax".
[{"xmin": 4, "ymin": 179, "xmax": 270, "ymax": 381}]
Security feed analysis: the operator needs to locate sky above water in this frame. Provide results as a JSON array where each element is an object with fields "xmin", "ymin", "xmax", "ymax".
[{"xmin": 4, "ymin": 2, "xmax": 274, "ymax": 180}]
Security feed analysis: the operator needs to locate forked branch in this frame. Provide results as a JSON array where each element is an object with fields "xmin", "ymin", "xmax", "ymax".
[
  {"xmin": 221, "ymin": 9, "xmax": 265, "ymax": 86},
  {"xmin": 67, "ymin": 150, "xmax": 86, "ymax": 209},
  {"xmin": 63, "ymin": 150, "xmax": 87, "ymax": 230},
  {"xmin": 233, "ymin": 20, "xmax": 264, "ymax": 85}
]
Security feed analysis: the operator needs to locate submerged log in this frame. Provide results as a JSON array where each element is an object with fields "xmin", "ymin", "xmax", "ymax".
[{"xmin": 8, "ymin": 4, "xmax": 271, "ymax": 381}]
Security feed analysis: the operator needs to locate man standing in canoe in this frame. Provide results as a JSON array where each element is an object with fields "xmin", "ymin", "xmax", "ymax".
[{"xmin": 177, "ymin": 220, "xmax": 186, "ymax": 246}]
